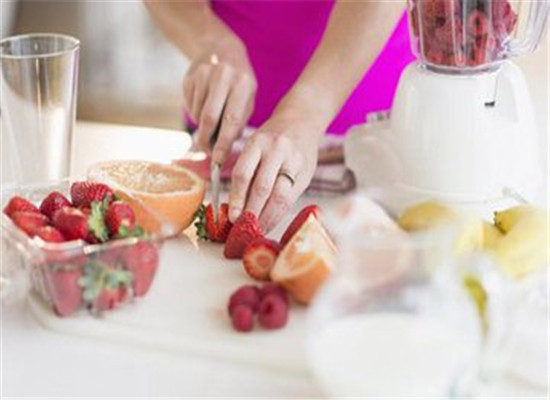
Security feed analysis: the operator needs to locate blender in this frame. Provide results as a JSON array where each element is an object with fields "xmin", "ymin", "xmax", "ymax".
[{"xmin": 345, "ymin": 0, "xmax": 550, "ymax": 216}]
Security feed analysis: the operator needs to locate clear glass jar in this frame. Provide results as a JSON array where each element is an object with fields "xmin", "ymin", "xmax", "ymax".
[{"xmin": 407, "ymin": 0, "xmax": 550, "ymax": 73}]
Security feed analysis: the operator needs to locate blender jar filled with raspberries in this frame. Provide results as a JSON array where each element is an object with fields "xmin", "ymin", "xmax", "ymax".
[{"xmin": 408, "ymin": 0, "xmax": 550, "ymax": 72}]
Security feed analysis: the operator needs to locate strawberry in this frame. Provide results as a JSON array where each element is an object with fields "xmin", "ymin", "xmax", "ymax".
[
  {"xmin": 243, "ymin": 238, "xmax": 280, "ymax": 281},
  {"xmin": 39, "ymin": 191, "xmax": 71, "ymax": 220},
  {"xmin": 279, "ymin": 205, "xmax": 319, "ymax": 248},
  {"xmin": 53, "ymin": 203, "xmax": 109, "ymax": 242},
  {"xmin": 45, "ymin": 268, "xmax": 83, "ymax": 317},
  {"xmin": 224, "ymin": 212, "xmax": 263, "ymax": 259},
  {"xmin": 70, "ymin": 181, "xmax": 114, "ymax": 208},
  {"xmin": 34, "ymin": 226, "xmax": 66, "ymax": 243},
  {"xmin": 121, "ymin": 242, "xmax": 159, "ymax": 296},
  {"xmin": 53, "ymin": 207, "xmax": 89, "ymax": 240},
  {"xmin": 11, "ymin": 211, "xmax": 49, "ymax": 237},
  {"xmin": 3, "ymin": 196, "xmax": 40, "ymax": 218},
  {"xmin": 195, "ymin": 203, "xmax": 233, "ymax": 243},
  {"xmin": 93, "ymin": 288, "xmax": 121, "ymax": 312},
  {"xmin": 105, "ymin": 200, "xmax": 135, "ymax": 237}
]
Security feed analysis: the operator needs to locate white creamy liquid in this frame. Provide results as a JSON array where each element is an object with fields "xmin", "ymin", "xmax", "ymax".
[{"xmin": 309, "ymin": 314, "xmax": 475, "ymax": 397}]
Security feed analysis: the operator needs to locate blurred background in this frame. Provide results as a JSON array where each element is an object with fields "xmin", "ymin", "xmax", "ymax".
[
  {"xmin": 1, "ymin": 0, "xmax": 189, "ymax": 130},
  {"xmin": 1, "ymin": 0, "xmax": 548, "ymax": 162}
]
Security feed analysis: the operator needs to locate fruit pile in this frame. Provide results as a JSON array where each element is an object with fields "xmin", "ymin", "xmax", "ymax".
[
  {"xmin": 409, "ymin": 0, "xmax": 518, "ymax": 68},
  {"xmin": 195, "ymin": 203, "xmax": 336, "ymax": 332},
  {"xmin": 3, "ymin": 181, "xmax": 160, "ymax": 316}
]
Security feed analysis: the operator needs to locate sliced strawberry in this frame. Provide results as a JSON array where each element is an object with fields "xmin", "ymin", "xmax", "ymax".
[
  {"xmin": 279, "ymin": 205, "xmax": 319, "ymax": 248},
  {"xmin": 243, "ymin": 238, "xmax": 280, "ymax": 281},
  {"xmin": 70, "ymin": 181, "xmax": 114, "ymax": 208},
  {"xmin": 105, "ymin": 200, "xmax": 135, "ymax": 237},
  {"xmin": 44, "ymin": 268, "xmax": 83, "ymax": 317},
  {"xmin": 93, "ymin": 288, "xmax": 121, "ymax": 312},
  {"xmin": 3, "ymin": 196, "xmax": 40, "ymax": 218},
  {"xmin": 39, "ymin": 191, "xmax": 71, "ymax": 220},
  {"xmin": 34, "ymin": 226, "xmax": 66, "ymax": 243},
  {"xmin": 224, "ymin": 212, "xmax": 263, "ymax": 259},
  {"xmin": 121, "ymin": 242, "xmax": 159, "ymax": 296},
  {"xmin": 11, "ymin": 211, "xmax": 49, "ymax": 237},
  {"xmin": 195, "ymin": 203, "xmax": 233, "ymax": 243}
]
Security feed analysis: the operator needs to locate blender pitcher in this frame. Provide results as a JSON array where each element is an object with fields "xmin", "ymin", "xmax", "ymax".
[{"xmin": 408, "ymin": 0, "xmax": 550, "ymax": 72}]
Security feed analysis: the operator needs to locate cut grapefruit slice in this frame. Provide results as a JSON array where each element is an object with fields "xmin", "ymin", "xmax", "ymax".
[
  {"xmin": 88, "ymin": 160, "xmax": 205, "ymax": 235},
  {"xmin": 270, "ymin": 215, "xmax": 337, "ymax": 304}
]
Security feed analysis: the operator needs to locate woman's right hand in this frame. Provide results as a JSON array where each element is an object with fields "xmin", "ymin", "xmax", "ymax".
[{"xmin": 184, "ymin": 38, "xmax": 257, "ymax": 166}]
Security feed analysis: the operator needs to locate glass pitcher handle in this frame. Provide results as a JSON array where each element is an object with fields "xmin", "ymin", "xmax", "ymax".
[{"xmin": 508, "ymin": 0, "xmax": 550, "ymax": 57}]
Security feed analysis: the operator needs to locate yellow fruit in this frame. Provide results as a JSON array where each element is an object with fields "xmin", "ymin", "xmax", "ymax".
[
  {"xmin": 270, "ymin": 215, "xmax": 337, "ymax": 304},
  {"xmin": 490, "ymin": 211, "xmax": 548, "ymax": 279},
  {"xmin": 493, "ymin": 205, "xmax": 543, "ymax": 233},
  {"xmin": 88, "ymin": 160, "xmax": 206, "ymax": 235},
  {"xmin": 398, "ymin": 201, "xmax": 484, "ymax": 255},
  {"xmin": 463, "ymin": 274, "xmax": 488, "ymax": 334},
  {"xmin": 481, "ymin": 222, "xmax": 503, "ymax": 249},
  {"xmin": 397, "ymin": 202, "xmax": 457, "ymax": 232}
]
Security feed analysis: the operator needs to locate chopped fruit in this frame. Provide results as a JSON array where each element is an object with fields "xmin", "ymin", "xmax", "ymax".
[
  {"xmin": 3, "ymin": 196, "xmax": 40, "ymax": 218},
  {"xmin": 53, "ymin": 207, "xmax": 89, "ymax": 241},
  {"xmin": 39, "ymin": 191, "xmax": 71, "ymax": 220},
  {"xmin": 105, "ymin": 200, "xmax": 135, "ymax": 237},
  {"xmin": 259, "ymin": 283, "xmax": 288, "ymax": 305},
  {"xmin": 280, "ymin": 205, "xmax": 320, "ymax": 248},
  {"xmin": 44, "ymin": 269, "xmax": 83, "ymax": 317},
  {"xmin": 243, "ymin": 238, "xmax": 280, "ymax": 281},
  {"xmin": 88, "ymin": 160, "xmax": 206, "ymax": 235},
  {"xmin": 224, "ymin": 212, "xmax": 263, "ymax": 259},
  {"xmin": 194, "ymin": 203, "xmax": 233, "ymax": 242},
  {"xmin": 231, "ymin": 305, "xmax": 254, "ymax": 332},
  {"xmin": 11, "ymin": 211, "xmax": 48, "ymax": 237},
  {"xmin": 258, "ymin": 294, "xmax": 288, "ymax": 330},
  {"xmin": 271, "ymin": 215, "xmax": 336, "ymax": 304},
  {"xmin": 466, "ymin": 10, "xmax": 489, "ymax": 37},
  {"xmin": 121, "ymin": 242, "xmax": 159, "ymax": 296},
  {"xmin": 227, "ymin": 285, "xmax": 261, "ymax": 314},
  {"xmin": 34, "ymin": 226, "xmax": 65, "ymax": 243},
  {"xmin": 70, "ymin": 181, "xmax": 114, "ymax": 208}
]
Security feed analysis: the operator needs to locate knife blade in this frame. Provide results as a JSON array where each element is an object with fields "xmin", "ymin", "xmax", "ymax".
[{"xmin": 210, "ymin": 105, "xmax": 226, "ymax": 222}]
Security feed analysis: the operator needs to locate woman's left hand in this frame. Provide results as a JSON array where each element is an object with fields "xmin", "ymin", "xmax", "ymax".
[{"xmin": 228, "ymin": 109, "xmax": 323, "ymax": 232}]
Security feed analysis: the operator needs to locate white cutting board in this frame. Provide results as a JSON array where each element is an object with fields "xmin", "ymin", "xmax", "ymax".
[{"xmin": 26, "ymin": 197, "xmax": 337, "ymax": 376}]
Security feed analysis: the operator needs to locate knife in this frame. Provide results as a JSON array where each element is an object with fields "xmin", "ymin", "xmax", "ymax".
[{"xmin": 209, "ymin": 105, "xmax": 225, "ymax": 222}]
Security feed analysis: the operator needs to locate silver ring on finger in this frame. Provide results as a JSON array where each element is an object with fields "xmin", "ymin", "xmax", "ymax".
[{"xmin": 277, "ymin": 169, "xmax": 296, "ymax": 187}]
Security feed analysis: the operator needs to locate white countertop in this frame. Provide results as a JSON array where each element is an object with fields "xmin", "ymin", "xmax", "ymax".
[{"xmin": 1, "ymin": 121, "xmax": 548, "ymax": 398}]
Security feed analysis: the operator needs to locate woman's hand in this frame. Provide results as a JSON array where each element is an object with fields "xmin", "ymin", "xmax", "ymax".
[
  {"xmin": 229, "ymin": 108, "xmax": 323, "ymax": 232},
  {"xmin": 184, "ymin": 38, "xmax": 257, "ymax": 165}
]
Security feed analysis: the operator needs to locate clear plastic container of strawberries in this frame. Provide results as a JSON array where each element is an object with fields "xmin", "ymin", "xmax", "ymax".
[
  {"xmin": 1, "ymin": 178, "xmax": 165, "ymax": 317},
  {"xmin": 408, "ymin": 0, "xmax": 521, "ymax": 71}
]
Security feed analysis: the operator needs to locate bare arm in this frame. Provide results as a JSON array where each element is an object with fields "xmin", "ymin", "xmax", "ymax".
[
  {"xmin": 230, "ymin": 2, "xmax": 405, "ymax": 229},
  {"xmin": 276, "ymin": 1, "xmax": 404, "ymax": 129},
  {"xmin": 144, "ymin": 0, "xmax": 244, "ymax": 59},
  {"xmin": 145, "ymin": 0, "xmax": 257, "ymax": 163}
]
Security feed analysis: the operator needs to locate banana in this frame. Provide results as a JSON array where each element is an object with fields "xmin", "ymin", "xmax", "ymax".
[
  {"xmin": 481, "ymin": 221, "xmax": 503, "ymax": 249},
  {"xmin": 398, "ymin": 201, "xmax": 484, "ymax": 254},
  {"xmin": 493, "ymin": 205, "xmax": 543, "ymax": 233},
  {"xmin": 398, "ymin": 202, "xmax": 457, "ymax": 232},
  {"xmin": 490, "ymin": 209, "xmax": 549, "ymax": 279}
]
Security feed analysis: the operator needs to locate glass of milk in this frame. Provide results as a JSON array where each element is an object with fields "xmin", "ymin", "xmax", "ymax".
[{"xmin": 308, "ymin": 197, "xmax": 513, "ymax": 398}]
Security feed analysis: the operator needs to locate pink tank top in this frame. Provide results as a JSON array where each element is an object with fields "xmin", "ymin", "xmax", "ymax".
[{"xmin": 211, "ymin": 0, "xmax": 415, "ymax": 134}]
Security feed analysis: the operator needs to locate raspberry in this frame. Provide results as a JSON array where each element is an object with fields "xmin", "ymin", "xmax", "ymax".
[
  {"xmin": 227, "ymin": 285, "xmax": 261, "ymax": 314},
  {"xmin": 231, "ymin": 305, "xmax": 254, "ymax": 332},
  {"xmin": 467, "ymin": 10, "xmax": 490, "ymax": 38},
  {"xmin": 258, "ymin": 294, "xmax": 288, "ymax": 330},
  {"xmin": 259, "ymin": 283, "xmax": 288, "ymax": 305}
]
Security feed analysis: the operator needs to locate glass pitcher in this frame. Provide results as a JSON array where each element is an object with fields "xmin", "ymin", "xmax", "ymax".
[
  {"xmin": 407, "ymin": 0, "xmax": 550, "ymax": 72},
  {"xmin": 307, "ymin": 194, "xmax": 517, "ymax": 398}
]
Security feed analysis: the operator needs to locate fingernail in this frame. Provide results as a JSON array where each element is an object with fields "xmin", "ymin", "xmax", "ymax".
[{"xmin": 229, "ymin": 207, "xmax": 241, "ymax": 222}]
